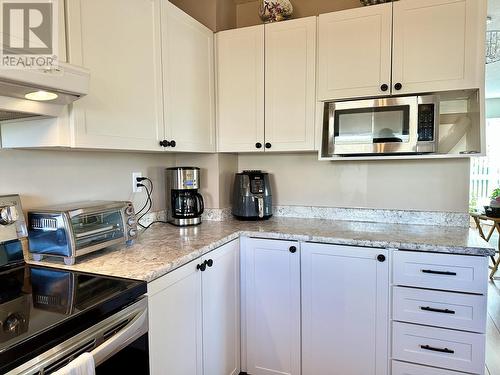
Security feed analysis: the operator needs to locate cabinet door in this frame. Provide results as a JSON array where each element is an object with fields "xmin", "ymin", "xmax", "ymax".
[
  {"xmin": 301, "ymin": 243, "xmax": 389, "ymax": 375},
  {"xmin": 162, "ymin": 2, "xmax": 215, "ymax": 152},
  {"xmin": 216, "ymin": 26, "xmax": 265, "ymax": 152},
  {"xmin": 317, "ymin": 3, "xmax": 392, "ymax": 101},
  {"xmin": 201, "ymin": 240, "xmax": 240, "ymax": 375},
  {"xmin": 66, "ymin": 0, "xmax": 164, "ymax": 151},
  {"xmin": 148, "ymin": 260, "xmax": 203, "ymax": 375},
  {"xmin": 392, "ymin": 0, "xmax": 486, "ymax": 95},
  {"xmin": 265, "ymin": 17, "xmax": 316, "ymax": 152},
  {"xmin": 243, "ymin": 238, "xmax": 301, "ymax": 375}
]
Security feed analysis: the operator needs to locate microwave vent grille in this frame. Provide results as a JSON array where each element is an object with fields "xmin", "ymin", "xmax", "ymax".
[{"xmin": 31, "ymin": 217, "xmax": 58, "ymax": 231}]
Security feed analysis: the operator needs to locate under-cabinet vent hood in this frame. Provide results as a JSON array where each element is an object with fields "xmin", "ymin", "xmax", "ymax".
[{"xmin": 0, "ymin": 62, "xmax": 89, "ymax": 122}]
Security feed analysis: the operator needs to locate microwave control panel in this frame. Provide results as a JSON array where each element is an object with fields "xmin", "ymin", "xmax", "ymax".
[{"xmin": 417, "ymin": 104, "xmax": 435, "ymax": 142}]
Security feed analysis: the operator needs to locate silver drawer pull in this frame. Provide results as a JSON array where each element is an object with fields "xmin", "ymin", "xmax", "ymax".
[
  {"xmin": 420, "ymin": 344, "xmax": 455, "ymax": 354},
  {"xmin": 421, "ymin": 269, "xmax": 457, "ymax": 276},
  {"xmin": 420, "ymin": 306, "xmax": 456, "ymax": 314}
]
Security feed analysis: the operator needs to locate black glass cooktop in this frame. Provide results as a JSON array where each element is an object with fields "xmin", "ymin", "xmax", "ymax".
[{"xmin": 0, "ymin": 263, "xmax": 146, "ymax": 374}]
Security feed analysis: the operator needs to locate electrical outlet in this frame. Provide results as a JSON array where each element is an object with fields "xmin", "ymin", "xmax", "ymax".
[{"xmin": 132, "ymin": 172, "xmax": 142, "ymax": 193}]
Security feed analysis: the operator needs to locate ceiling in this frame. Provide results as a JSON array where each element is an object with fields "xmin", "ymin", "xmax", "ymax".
[{"xmin": 487, "ymin": 0, "xmax": 500, "ymax": 98}]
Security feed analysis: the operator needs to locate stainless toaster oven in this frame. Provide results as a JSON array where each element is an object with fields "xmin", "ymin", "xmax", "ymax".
[{"xmin": 28, "ymin": 201, "xmax": 137, "ymax": 265}]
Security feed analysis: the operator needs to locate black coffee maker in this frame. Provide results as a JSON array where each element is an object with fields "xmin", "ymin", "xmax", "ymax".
[{"xmin": 166, "ymin": 167, "xmax": 204, "ymax": 226}]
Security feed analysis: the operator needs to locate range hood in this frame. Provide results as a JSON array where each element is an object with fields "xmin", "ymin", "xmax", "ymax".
[{"xmin": 0, "ymin": 62, "xmax": 89, "ymax": 122}]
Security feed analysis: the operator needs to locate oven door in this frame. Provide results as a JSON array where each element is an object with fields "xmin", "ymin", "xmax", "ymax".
[
  {"xmin": 7, "ymin": 298, "xmax": 149, "ymax": 375},
  {"xmin": 328, "ymin": 96, "xmax": 419, "ymax": 155}
]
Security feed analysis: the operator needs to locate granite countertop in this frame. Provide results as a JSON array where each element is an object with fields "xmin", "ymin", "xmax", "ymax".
[{"xmin": 27, "ymin": 218, "xmax": 496, "ymax": 282}]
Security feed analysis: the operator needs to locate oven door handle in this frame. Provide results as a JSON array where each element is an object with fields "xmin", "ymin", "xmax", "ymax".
[{"xmin": 91, "ymin": 305, "xmax": 148, "ymax": 366}]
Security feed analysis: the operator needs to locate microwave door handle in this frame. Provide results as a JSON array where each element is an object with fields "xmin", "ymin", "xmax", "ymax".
[
  {"xmin": 373, "ymin": 137, "xmax": 403, "ymax": 143},
  {"xmin": 195, "ymin": 193, "xmax": 204, "ymax": 215},
  {"xmin": 91, "ymin": 306, "xmax": 148, "ymax": 366}
]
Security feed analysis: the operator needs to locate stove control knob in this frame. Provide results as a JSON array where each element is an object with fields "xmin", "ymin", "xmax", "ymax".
[
  {"xmin": 4, "ymin": 313, "xmax": 23, "ymax": 333},
  {"xmin": 127, "ymin": 217, "xmax": 136, "ymax": 226},
  {"xmin": 0, "ymin": 206, "xmax": 19, "ymax": 225},
  {"xmin": 128, "ymin": 229, "xmax": 138, "ymax": 237}
]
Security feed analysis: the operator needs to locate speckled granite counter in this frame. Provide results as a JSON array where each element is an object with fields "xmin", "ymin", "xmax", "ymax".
[{"xmin": 26, "ymin": 218, "xmax": 495, "ymax": 282}]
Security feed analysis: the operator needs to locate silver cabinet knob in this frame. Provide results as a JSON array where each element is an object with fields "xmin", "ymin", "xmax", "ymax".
[{"xmin": 0, "ymin": 206, "xmax": 19, "ymax": 225}]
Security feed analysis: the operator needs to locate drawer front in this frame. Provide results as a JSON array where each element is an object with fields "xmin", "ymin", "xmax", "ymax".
[
  {"xmin": 392, "ymin": 361, "xmax": 473, "ymax": 375},
  {"xmin": 393, "ymin": 251, "xmax": 488, "ymax": 294},
  {"xmin": 393, "ymin": 286, "xmax": 487, "ymax": 333},
  {"xmin": 392, "ymin": 322, "xmax": 485, "ymax": 374}
]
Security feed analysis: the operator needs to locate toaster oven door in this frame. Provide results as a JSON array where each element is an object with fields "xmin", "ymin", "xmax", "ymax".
[
  {"xmin": 328, "ymin": 97, "xmax": 419, "ymax": 155},
  {"xmin": 70, "ymin": 210, "xmax": 125, "ymax": 252}
]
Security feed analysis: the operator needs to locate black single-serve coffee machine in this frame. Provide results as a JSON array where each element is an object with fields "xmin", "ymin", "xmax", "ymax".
[{"xmin": 165, "ymin": 167, "xmax": 204, "ymax": 226}]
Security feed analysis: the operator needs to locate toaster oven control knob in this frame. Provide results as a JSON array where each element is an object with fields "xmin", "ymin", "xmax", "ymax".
[
  {"xmin": 127, "ymin": 217, "xmax": 136, "ymax": 226},
  {"xmin": 128, "ymin": 228, "xmax": 138, "ymax": 237},
  {"xmin": 0, "ymin": 206, "xmax": 19, "ymax": 225},
  {"xmin": 125, "ymin": 206, "xmax": 134, "ymax": 216}
]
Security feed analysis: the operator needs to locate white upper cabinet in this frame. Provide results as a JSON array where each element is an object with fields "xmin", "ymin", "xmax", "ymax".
[
  {"xmin": 161, "ymin": 2, "xmax": 216, "ymax": 152},
  {"xmin": 301, "ymin": 243, "xmax": 389, "ymax": 375},
  {"xmin": 318, "ymin": 0, "xmax": 486, "ymax": 101},
  {"xmin": 392, "ymin": 0, "xmax": 486, "ymax": 95},
  {"xmin": 216, "ymin": 26, "xmax": 265, "ymax": 153},
  {"xmin": 66, "ymin": 0, "xmax": 164, "ymax": 151},
  {"xmin": 216, "ymin": 19, "xmax": 317, "ymax": 153},
  {"xmin": 265, "ymin": 17, "xmax": 317, "ymax": 152},
  {"xmin": 318, "ymin": 3, "xmax": 393, "ymax": 100}
]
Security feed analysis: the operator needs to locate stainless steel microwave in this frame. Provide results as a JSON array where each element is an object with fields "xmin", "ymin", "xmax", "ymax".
[{"xmin": 325, "ymin": 95, "xmax": 439, "ymax": 156}]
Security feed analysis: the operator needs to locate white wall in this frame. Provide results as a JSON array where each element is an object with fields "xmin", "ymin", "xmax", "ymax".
[
  {"xmin": 0, "ymin": 149, "xmax": 470, "ymax": 214},
  {"xmin": 174, "ymin": 153, "xmax": 238, "ymax": 208},
  {"xmin": 238, "ymin": 153, "xmax": 470, "ymax": 212},
  {"xmin": 0, "ymin": 149, "xmax": 175, "ymax": 212}
]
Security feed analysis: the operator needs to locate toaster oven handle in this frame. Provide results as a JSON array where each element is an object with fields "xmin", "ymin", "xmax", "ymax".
[
  {"xmin": 195, "ymin": 193, "xmax": 204, "ymax": 216},
  {"xmin": 257, "ymin": 197, "xmax": 264, "ymax": 218}
]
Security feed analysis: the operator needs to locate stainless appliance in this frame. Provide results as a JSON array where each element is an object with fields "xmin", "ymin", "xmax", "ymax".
[
  {"xmin": 0, "ymin": 195, "xmax": 149, "ymax": 375},
  {"xmin": 0, "ymin": 62, "xmax": 89, "ymax": 121},
  {"xmin": 232, "ymin": 170, "xmax": 272, "ymax": 220},
  {"xmin": 323, "ymin": 95, "xmax": 439, "ymax": 156},
  {"xmin": 166, "ymin": 167, "xmax": 204, "ymax": 226},
  {"xmin": 28, "ymin": 201, "xmax": 138, "ymax": 265}
]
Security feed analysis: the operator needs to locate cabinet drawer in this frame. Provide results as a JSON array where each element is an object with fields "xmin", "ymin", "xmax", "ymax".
[
  {"xmin": 392, "ymin": 360, "xmax": 472, "ymax": 375},
  {"xmin": 392, "ymin": 322, "xmax": 485, "ymax": 374},
  {"xmin": 393, "ymin": 251, "xmax": 488, "ymax": 294},
  {"xmin": 393, "ymin": 286, "xmax": 487, "ymax": 333}
]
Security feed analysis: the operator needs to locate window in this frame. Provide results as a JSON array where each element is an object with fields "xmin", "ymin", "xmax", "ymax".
[{"xmin": 470, "ymin": 118, "xmax": 500, "ymax": 210}]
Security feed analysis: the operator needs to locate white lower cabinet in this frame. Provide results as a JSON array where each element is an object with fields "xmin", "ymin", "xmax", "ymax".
[
  {"xmin": 392, "ymin": 250, "xmax": 488, "ymax": 375},
  {"xmin": 148, "ymin": 239, "xmax": 240, "ymax": 375},
  {"xmin": 242, "ymin": 238, "xmax": 301, "ymax": 375},
  {"xmin": 301, "ymin": 243, "xmax": 389, "ymax": 375},
  {"xmin": 392, "ymin": 361, "xmax": 470, "ymax": 375},
  {"xmin": 201, "ymin": 242, "xmax": 240, "ymax": 375},
  {"xmin": 392, "ymin": 322, "xmax": 485, "ymax": 374}
]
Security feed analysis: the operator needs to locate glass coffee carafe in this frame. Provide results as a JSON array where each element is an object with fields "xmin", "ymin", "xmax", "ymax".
[{"xmin": 172, "ymin": 190, "xmax": 204, "ymax": 219}]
